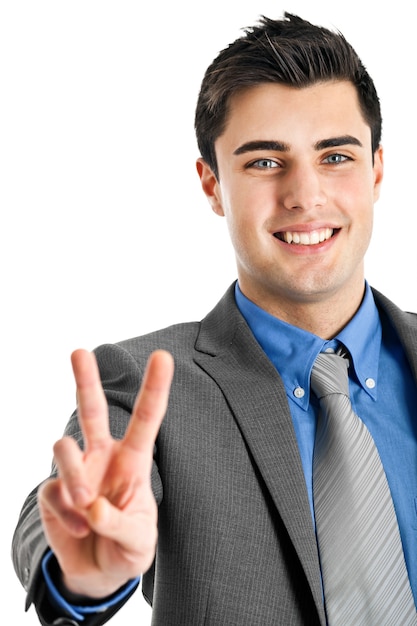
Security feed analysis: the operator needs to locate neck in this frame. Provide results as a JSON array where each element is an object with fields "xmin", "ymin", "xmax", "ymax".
[{"xmin": 238, "ymin": 283, "xmax": 366, "ymax": 340}]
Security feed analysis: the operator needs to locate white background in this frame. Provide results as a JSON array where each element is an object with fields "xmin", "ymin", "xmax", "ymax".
[{"xmin": 2, "ymin": 1, "xmax": 416, "ymax": 624}]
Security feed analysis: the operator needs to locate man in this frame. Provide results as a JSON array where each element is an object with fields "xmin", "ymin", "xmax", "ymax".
[{"xmin": 12, "ymin": 11, "xmax": 417, "ymax": 625}]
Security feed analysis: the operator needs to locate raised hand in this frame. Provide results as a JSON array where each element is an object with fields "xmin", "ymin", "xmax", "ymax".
[{"xmin": 38, "ymin": 348, "xmax": 174, "ymax": 598}]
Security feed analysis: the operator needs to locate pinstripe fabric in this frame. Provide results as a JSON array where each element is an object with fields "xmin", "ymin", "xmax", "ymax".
[{"xmin": 312, "ymin": 351, "xmax": 417, "ymax": 626}]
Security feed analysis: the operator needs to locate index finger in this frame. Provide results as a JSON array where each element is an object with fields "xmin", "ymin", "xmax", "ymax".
[
  {"xmin": 71, "ymin": 348, "xmax": 111, "ymax": 451},
  {"xmin": 123, "ymin": 350, "xmax": 174, "ymax": 453}
]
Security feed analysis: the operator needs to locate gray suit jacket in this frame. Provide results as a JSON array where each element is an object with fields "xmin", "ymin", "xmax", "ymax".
[{"xmin": 12, "ymin": 283, "xmax": 417, "ymax": 625}]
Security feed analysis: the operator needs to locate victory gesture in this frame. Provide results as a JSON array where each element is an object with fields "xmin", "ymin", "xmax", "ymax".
[{"xmin": 38, "ymin": 348, "xmax": 174, "ymax": 599}]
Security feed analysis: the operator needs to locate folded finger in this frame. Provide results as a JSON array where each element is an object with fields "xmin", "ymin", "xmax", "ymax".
[
  {"xmin": 53, "ymin": 436, "xmax": 93, "ymax": 507},
  {"xmin": 38, "ymin": 479, "xmax": 90, "ymax": 537},
  {"xmin": 86, "ymin": 495, "xmax": 158, "ymax": 576}
]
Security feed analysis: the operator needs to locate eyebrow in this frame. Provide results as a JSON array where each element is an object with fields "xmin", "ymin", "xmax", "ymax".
[
  {"xmin": 233, "ymin": 135, "xmax": 363, "ymax": 156},
  {"xmin": 233, "ymin": 140, "xmax": 289, "ymax": 155},
  {"xmin": 314, "ymin": 135, "xmax": 363, "ymax": 150}
]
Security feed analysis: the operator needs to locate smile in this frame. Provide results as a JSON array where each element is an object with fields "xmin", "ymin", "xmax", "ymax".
[{"xmin": 275, "ymin": 228, "xmax": 335, "ymax": 245}]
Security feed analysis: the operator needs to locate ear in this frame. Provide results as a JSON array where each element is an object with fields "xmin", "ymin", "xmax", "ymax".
[
  {"xmin": 373, "ymin": 145, "xmax": 384, "ymax": 202},
  {"xmin": 196, "ymin": 158, "xmax": 225, "ymax": 216}
]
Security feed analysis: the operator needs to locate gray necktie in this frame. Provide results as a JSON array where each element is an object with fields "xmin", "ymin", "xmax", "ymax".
[{"xmin": 311, "ymin": 349, "xmax": 417, "ymax": 625}]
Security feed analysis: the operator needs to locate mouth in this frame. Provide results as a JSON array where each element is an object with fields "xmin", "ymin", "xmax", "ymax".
[{"xmin": 274, "ymin": 227, "xmax": 338, "ymax": 246}]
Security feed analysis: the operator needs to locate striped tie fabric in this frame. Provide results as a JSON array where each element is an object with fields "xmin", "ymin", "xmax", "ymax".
[{"xmin": 311, "ymin": 350, "xmax": 417, "ymax": 625}]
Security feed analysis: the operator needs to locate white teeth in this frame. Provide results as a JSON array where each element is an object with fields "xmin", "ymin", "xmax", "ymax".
[
  {"xmin": 280, "ymin": 228, "xmax": 333, "ymax": 245},
  {"xmin": 300, "ymin": 232, "xmax": 312, "ymax": 245},
  {"xmin": 309, "ymin": 231, "xmax": 320, "ymax": 244}
]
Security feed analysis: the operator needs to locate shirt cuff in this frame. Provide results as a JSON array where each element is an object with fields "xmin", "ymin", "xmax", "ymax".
[{"xmin": 41, "ymin": 549, "xmax": 140, "ymax": 621}]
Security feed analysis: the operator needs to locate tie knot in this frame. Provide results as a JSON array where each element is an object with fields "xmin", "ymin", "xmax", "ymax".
[{"xmin": 311, "ymin": 351, "xmax": 349, "ymax": 399}]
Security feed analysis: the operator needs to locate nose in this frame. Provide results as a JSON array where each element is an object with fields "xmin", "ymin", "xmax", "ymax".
[{"xmin": 280, "ymin": 162, "xmax": 327, "ymax": 211}]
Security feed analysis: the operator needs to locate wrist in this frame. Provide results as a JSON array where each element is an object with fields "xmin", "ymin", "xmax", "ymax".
[
  {"xmin": 61, "ymin": 571, "xmax": 131, "ymax": 601},
  {"xmin": 41, "ymin": 550, "xmax": 141, "ymax": 621}
]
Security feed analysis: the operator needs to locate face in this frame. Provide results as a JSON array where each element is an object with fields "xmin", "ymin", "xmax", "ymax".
[{"xmin": 197, "ymin": 81, "xmax": 383, "ymax": 321}]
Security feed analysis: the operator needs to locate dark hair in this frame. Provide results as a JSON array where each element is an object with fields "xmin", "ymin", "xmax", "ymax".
[{"xmin": 195, "ymin": 12, "xmax": 381, "ymax": 178}]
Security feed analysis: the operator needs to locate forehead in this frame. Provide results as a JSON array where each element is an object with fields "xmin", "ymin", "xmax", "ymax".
[{"xmin": 218, "ymin": 80, "xmax": 370, "ymax": 149}]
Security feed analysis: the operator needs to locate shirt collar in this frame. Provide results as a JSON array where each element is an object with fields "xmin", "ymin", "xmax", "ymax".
[{"xmin": 235, "ymin": 282, "xmax": 381, "ymax": 410}]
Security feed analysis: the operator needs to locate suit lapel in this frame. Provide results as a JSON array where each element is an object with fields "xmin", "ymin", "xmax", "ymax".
[
  {"xmin": 372, "ymin": 288, "xmax": 417, "ymax": 381},
  {"xmin": 194, "ymin": 284, "xmax": 324, "ymax": 617}
]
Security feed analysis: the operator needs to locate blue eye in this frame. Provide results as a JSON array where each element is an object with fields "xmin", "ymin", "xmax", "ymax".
[
  {"xmin": 250, "ymin": 158, "xmax": 279, "ymax": 169},
  {"xmin": 324, "ymin": 153, "xmax": 350, "ymax": 164}
]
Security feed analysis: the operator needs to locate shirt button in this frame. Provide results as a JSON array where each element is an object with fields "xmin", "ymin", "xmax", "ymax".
[
  {"xmin": 293, "ymin": 386, "xmax": 305, "ymax": 398},
  {"xmin": 365, "ymin": 377, "xmax": 376, "ymax": 389}
]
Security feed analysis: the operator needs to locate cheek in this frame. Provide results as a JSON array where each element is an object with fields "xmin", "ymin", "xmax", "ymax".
[
  {"xmin": 337, "ymin": 175, "xmax": 374, "ymax": 221},
  {"xmin": 224, "ymin": 213, "xmax": 248, "ymax": 248},
  {"xmin": 220, "ymin": 182, "xmax": 276, "ymax": 248},
  {"xmin": 223, "ymin": 209, "xmax": 259, "ymax": 262},
  {"xmin": 347, "ymin": 200, "xmax": 374, "ymax": 248},
  {"xmin": 220, "ymin": 190, "xmax": 251, "ymax": 234}
]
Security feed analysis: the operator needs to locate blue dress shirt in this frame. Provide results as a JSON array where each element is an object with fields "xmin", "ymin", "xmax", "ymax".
[{"xmin": 235, "ymin": 281, "xmax": 417, "ymax": 604}]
